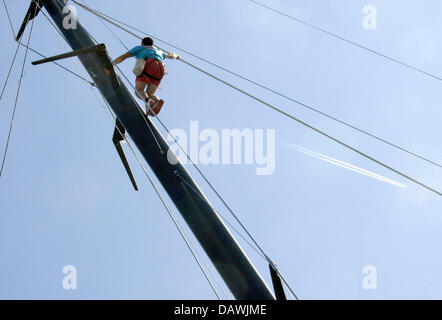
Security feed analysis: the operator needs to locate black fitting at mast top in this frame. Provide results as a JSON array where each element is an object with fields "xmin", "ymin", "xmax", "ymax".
[{"xmin": 15, "ymin": 0, "xmax": 43, "ymax": 41}]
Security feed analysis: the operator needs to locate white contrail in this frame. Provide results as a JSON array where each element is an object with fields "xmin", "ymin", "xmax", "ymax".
[{"xmin": 280, "ymin": 141, "xmax": 407, "ymax": 189}]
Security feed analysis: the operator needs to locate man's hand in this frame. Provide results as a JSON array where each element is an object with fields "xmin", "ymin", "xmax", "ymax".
[{"xmin": 167, "ymin": 52, "xmax": 180, "ymax": 60}]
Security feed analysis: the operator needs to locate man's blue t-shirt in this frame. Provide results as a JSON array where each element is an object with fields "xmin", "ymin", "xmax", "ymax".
[{"xmin": 129, "ymin": 45, "xmax": 167, "ymax": 62}]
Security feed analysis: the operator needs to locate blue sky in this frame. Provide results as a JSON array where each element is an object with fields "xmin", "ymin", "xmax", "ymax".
[{"xmin": 0, "ymin": 0, "xmax": 441, "ymax": 299}]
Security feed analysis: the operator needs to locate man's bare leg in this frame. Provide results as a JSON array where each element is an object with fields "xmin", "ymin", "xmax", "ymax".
[
  {"xmin": 146, "ymin": 83, "xmax": 160, "ymax": 104},
  {"xmin": 135, "ymin": 81, "xmax": 149, "ymax": 101}
]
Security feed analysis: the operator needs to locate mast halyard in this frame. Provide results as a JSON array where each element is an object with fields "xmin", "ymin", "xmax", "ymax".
[{"xmin": 22, "ymin": 0, "xmax": 276, "ymax": 300}]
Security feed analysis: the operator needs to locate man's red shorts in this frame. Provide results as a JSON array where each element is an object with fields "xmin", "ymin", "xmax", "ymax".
[{"xmin": 136, "ymin": 58, "xmax": 166, "ymax": 86}]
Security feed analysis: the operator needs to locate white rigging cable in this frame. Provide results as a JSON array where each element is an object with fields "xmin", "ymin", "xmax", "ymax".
[
  {"xmin": 81, "ymin": 0, "xmax": 272, "ymax": 261},
  {"xmin": 69, "ymin": 1, "xmax": 442, "ymax": 169},
  {"xmin": 247, "ymin": 0, "xmax": 442, "ymax": 83},
  {"xmin": 36, "ymin": 0, "xmax": 228, "ymax": 299},
  {"xmin": 70, "ymin": 1, "xmax": 441, "ymax": 196},
  {"xmin": 66, "ymin": 0, "xmax": 442, "ymax": 298},
  {"xmin": 0, "ymin": 4, "xmax": 36, "ymax": 179},
  {"xmin": 81, "ymin": 0, "xmax": 300, "ymax": 299}
]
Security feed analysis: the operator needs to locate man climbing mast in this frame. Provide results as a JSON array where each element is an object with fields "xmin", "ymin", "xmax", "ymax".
[{"xmin": 113, "ymin": 37, "xmax": 179, "ymax": 116}]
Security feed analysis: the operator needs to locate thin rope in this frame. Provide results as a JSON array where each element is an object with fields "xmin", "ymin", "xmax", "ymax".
[
  {"xmin": 36, "ymin": 1, "xmax": 165, "ymax": 155},
  {"xmin": 109, "ymin": 32, "xmax": 300, "ymax": 300},
  {"xmin": 247, "ymin": 0, "xmax": 442, "ymax": 82},
  {"xmin": 40, "ymin": 0, "xmax": 167, "ymax": 170},
  {"xmin": 42, "ymin": 0, "xmax": 296, "ymax": 299},
  {"xmin": 94, "ymin": 82, "xmax": 229, "ymax": 299},
  {"xmin": 70, "ymin": 0, "xmax": 441, "ymax": 196},
  {"xmin": 39, "ymin": 0, "xmax": 226, "ymax": 298},
  {"xmin": 0, "ymin": 0, "xmax": 22, "ymax": 104},
  {"xmin": 113, "ymin": 64, "xmax": 165, "ymax": 153},
  {"xmin": 20, "ymin": 42, "xmax": 95, "ymax": 85},
  {"xmin": 35, "ymin": 4, "xmax": 117, "ymax": 118},
  {"xmin": 68, "ymin": 3, "xmax": 165, "ymax": 154},
  {"xmin": 76, "ymin": 0, "xmax": 275, "ymax": 297},
  {"xmin": 0, "ymin": 42, "xmax": 21, "ymax": 106},
  {"xmin": 99, "ymin": 94, "xmax": 226, "ymax": 301},
  {"xmin": 175, "ymin": 173, "xmax": 267, "ymax": 260},
  {"xmin": 0, "ymin": 5, "xmax": 36, "ymax": 179},
  {"xmin": 70, "ymin": 1, "xmax": 441, "ymax": 169},
  {"xmin": 100, "ymin": 96, "xmax": 225, "ymax": 300},
  {"xmin": 174, "ymin": 152, "xmax": 300, "ymax": 300},
  {"xmin": 101, "ymin": 24, "xmax": 268, "ymax": 263},
  {"xmin": 180, "ymin": 58, "xmax": 442, "ymax": 196},
  {"xmin": 113, "ymin": 54, "xmax": 269, "ymax": 261},
  {"xmin": 279, "ymin": 270, "xmax": 299, "ymax": 300},
  {"xmin": 172, "ymin": 146, "xmax": 272, "ymax": 261},
  {"xmin": 67, "ymin": 0, "xmax": 442, "ymax": 298}
]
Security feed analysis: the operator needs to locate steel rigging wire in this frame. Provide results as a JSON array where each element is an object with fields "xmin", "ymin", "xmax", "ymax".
[
  {"xmin": 40, "ymin": 0, "xmax": 230, "ymax": 299},
  {"xmin": 71, "ymin": 0, "xmax": 441, "ymax": 196},
  {"xmin": 75, "ymin": 0, "xmax": 299, "ymax": 298},
  {"xmin": 247, "ymin": 0, "xmax": 442, "ymax": 83},
  {"xmin": 69, "ymin": 0, "xmax": 442, "ymax": 169},
  {"xmin": 0, "ymin": 4, "xmax": 37, "ymax": 179},
  {"xmin": 2, "ymin": 0, "xmax": 229, "ymax": 299}
]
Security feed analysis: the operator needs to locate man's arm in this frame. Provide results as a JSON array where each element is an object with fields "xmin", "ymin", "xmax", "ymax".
[{"xmin": 113, "ymin": 52, "xmax": 132, "ymax": 65}]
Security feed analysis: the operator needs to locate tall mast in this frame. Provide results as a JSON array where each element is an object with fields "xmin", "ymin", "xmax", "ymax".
[{"xmin": 32, "ymin": 0, "xmax": 274, "ymax": 300}]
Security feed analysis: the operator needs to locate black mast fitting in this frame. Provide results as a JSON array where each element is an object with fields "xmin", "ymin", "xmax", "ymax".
[
  {"xmin": 33, "ymin": 44, "xmax": 135, "ymax": 190},
  {"xmin": 30, "ymin": 0, "xmax": 275, "ymax": 300},
  {"xmin": 15, "ymin": 0, "xmax": 43, "ymax": 41},
  {"xmin": 32, "ymin": 43, "xmax": 120, "ymax": 89},
  {"xmin": 32, "ymin": 43, "xmax": 106, "ymax": 66},
  {"xmin": 113, "ymin": 120, "xmax": 139, "ymax": 191},
  {"xmin": 269, "ymin": 263, "xmax": 287, "ymax": 300}
]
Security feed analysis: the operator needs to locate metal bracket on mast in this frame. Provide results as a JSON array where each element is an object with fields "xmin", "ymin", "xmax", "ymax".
[
  {"xmin": 32, "ymin": 43, "xmax": 120, "ymax": 89},
  {"xmin": 15, "ymin": 0, "xmax": 43, "ymax": 41},
  {"xmin": 269, "ymin": 262, "xmax": 287, "ymax": 300},
  {"xmin": 32, "ymin": 44, "xmax": 108, "ymax": 65},
  {"xmin": 33, "ymin": 0, "xmax": 276, "ymax": 299},
  {"xmin": 32, "ymin": 43, "xmax": 135, "ymax": 189},
  {"xmin": 112, "ymin": 119, "xmax": 138, "ymax": 191},
  {"xmin": 32, "ymin": 43, "xmax": 136, "ymax": 189}
]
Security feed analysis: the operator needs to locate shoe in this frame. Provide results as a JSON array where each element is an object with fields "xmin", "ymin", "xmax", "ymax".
[{"xmin": 153, "ymin": 99, "xmax": 164, "ymax": 116}]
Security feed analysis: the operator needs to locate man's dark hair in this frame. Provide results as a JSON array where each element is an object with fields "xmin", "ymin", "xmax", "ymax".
[{"xmin": 142, "ymin": 37, "xmax": 154, "ymax": 46}]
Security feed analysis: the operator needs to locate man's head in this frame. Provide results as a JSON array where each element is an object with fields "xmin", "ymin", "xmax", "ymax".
[{"xmin": 142, "ymin": 37, "xmax": 154, "ymax": 46}]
